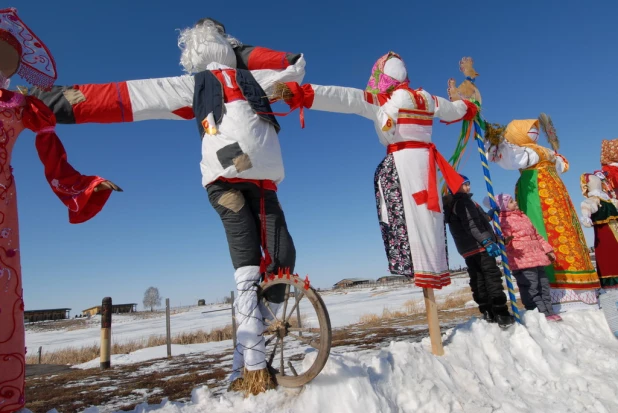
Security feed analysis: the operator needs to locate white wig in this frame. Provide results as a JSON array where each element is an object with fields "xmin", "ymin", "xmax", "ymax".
[{"xmin": 178, "ymin": 20, "xmax": 241, "ymax": 73}]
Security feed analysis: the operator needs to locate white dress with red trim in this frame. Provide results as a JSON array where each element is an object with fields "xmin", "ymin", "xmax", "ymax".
[{"xmin": 297, "ymin": 83, "xmax": 474, "ymax": 288}]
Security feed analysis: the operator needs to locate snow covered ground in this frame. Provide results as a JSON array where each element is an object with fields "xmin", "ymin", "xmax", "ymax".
[
  {"xmin": 59, "ymin": 309, "xmax": 618, "ymax": 413},
  {"xmin": 26, "ymin": 277, "xmax": 471, "ymax": 353},
  {"xmin": 25, "ymin": 278, "xmax": 618, "ymax": 413}
]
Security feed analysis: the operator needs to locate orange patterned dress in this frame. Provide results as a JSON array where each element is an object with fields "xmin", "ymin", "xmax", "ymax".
[{"xmin": 516, "ymin": 159, "xmax": 599, "ymax": 311}]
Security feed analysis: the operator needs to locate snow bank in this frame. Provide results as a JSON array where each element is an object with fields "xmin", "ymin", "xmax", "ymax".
[{"xmin": 73, "ymin": 309, "xmax": 617, "ymax": 413}]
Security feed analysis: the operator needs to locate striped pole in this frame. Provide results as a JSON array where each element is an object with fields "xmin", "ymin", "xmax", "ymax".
[{"xmin": 473, "ymin": 118, "xmax": 522, "ymax": 323}]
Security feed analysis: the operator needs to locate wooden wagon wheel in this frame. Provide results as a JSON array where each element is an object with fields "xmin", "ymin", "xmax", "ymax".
[{"xmin": 259, "ymin": 274, "xmax": 332, "ymax": 388}]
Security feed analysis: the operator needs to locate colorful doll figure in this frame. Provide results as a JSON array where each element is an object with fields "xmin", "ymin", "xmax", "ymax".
[
  {"xmin": 0, "ymin": 8, "xmax": 120, "ymax": 412},
  {"xmin": 487, "ymin": 115, "xmax": 599, "ymax": 312}
]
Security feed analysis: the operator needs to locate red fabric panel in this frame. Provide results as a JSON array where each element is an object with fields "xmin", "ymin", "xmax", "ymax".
[
  {"xmin": 73, "ymin": 82, "xmax": 134, "ymax": 124},
  {"xmin": 412, "ymin": 190, "xmax": 428, "ymax": 205},
  {"xmin": 23, "ymin": 96, "xmax": 113, "ymax": 224},
  {"xmin": 213, "ymin": 69, "xmax": 245, "ymax": 103},
  {"xmin": 172, "ymin": 106, "xmax": 195, "ymax": 120},
  {"xmin": 247, "ymin": 47, "xmax": 290, "ymax": 70},
  {"xmin": 215, "ymin": 178, "xmax": 278, "ymax": 192}
]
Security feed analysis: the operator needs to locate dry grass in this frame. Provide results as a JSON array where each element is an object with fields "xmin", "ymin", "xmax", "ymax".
[
  {"xmin": 358, "ymin": 288, "xmax": 474, "ymax": 326},
  {"xmin": 438, "ymin": 290, "xmax": 473, "ymax": 311},
  {"xmin": 26, "ymin": 324, "xmax": 234, "ymax": 365},
  {"xmin": 359, "ymin": 298, "xmax": 425, "ymax": 325}
]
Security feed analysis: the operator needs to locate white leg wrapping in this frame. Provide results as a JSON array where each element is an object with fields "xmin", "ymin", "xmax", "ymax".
[
  {"xmin": 232, "ymin": 266, "xmax": 266, "ymax": 374},
  {"xmin": 258, "ymin": 300, "xmax": 282, "ymax": 322}
]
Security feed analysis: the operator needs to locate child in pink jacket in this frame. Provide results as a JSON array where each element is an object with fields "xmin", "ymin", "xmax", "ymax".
[{"xmin": 496, "ymin": 193, "xmax": 563, "ymax": 321}]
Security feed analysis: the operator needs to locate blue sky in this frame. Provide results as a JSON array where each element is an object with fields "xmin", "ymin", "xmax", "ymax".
[{"xmin": 12, "ymin": 1, "xmax": 618, "ymax": 314}]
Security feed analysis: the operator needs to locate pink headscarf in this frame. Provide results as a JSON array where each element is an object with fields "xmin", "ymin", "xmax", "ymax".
[
  {"xmin": 495, "ymin": 193, "xmax": 512, "ymax": 211},
  {"xmin": 366, "ymin": 51, "xmax": 408, "ymax": 95}
]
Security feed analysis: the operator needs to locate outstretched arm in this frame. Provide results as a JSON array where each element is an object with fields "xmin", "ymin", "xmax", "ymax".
[
  {"xmin": 26, "ymin": 75, "xmax": 196, "ymax": 124},
  {"xmin": 432, "ymin": 94, "xmax": 478, "ymax": 124},
  {"xmin": 486, "ymin": 140, "xmax": 540, "ymax": 170},
  {"xmin": 251, "ymin": 54, "xmax": 306, "ymax": 96},
  {"xmin": 22, "ymin": 94, "xmax": 121, "ymax": 224}
]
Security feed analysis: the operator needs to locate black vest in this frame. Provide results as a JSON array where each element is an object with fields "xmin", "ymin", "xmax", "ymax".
[{"xmin": 192, "ymin": 69, "xmax": 280, "ymax": 138}]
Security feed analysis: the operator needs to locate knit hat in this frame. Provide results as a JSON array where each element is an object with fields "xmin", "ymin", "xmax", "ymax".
[
  {"xmin": 448, "ymin": 174, "xmax": 470, "ymax": 194},
  {"xmin": 495, "ymin": 193, "xmax": 512, "ymax": 211}
]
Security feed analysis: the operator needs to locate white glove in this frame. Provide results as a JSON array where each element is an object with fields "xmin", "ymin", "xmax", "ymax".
[{"xmin": 581, "ymin": 216, "xmax": 593, "ymax": 228}]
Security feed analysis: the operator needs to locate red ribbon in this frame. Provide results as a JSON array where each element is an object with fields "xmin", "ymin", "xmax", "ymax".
[
  {"xmin": 387, "ymin": 141, "xmax": 464, "ymax": 213},
  {"xmin": 258, "ymin": 83, "xmax": 314, "ymax": 129},
  {"xmin": 258, "ymin": 182, "xmax": 272, "ymax": 274}
]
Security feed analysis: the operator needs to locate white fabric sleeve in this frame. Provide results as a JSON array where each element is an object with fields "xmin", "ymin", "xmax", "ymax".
[
  {"xmin": 433, "ymin": 95, "xmax": 469, "ymax": 123},
  {"xmin": 310, "ymin": 85, "xmax": 379, "ymax": 121},
  {"xmin": 554, "ymin": 151, "xmax": 568, "ymax": 174},
  {"xmin": 488, "ymin": 140, "xmax": 540, "ymax": 170},
  {"xmin": 127, "ymin": 75, "xmax": 195, "ymax": 121},
  {"xmin": 250, "ymin": 54, "xmax": 307, "ymax": 96}
]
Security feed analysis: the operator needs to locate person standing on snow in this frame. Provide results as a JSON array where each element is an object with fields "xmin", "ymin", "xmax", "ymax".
[
  {"xmin": 443, "ymin": 176, "xmax": 515, "ymax": 327},
  {"xmin": 494, "ymin": 193, "xmax": 561, "ymax": 321}
]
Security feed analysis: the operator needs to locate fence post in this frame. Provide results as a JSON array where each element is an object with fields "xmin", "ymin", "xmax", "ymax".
[
  {"xmin": 166, "ymin": 298, "xmax": 172, "ymax": 358},
  {"xmin": 230, "ymin": 291, "xmax": 237, "ymax": 350},
  {"xmin": 100, "ymin": 297, "xmax": 112, "ymax": 369},
  {"xmin": 38, "ymin": 346, "xmax": 42, "ymax": 364}
]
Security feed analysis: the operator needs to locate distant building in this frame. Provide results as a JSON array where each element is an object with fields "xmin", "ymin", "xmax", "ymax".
[
  {"xmin": 333, "ymin": 278, "xmax": 374, "ymax": 289},
  {"xmin": 82, "ymin": 303, "xmax": 137, "ymax": 317},
  {"xmin": 376, "ymin": 275, "xmax": 408, "ymax": 284},
  {"xmin": 24, "ymin": 308, "xmax": 71, "ymax": 323}
]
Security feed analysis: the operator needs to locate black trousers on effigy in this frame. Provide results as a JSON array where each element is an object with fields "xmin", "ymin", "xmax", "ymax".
[{"xmin": 206, "ymin": 180, "xmax": 296, "ymax": 303}]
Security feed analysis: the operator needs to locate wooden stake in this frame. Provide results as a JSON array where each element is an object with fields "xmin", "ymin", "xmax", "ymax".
[
  {"xmin": 423, "ymin": 287, "xmax": 444, "ymax": 356},
  {"xmin": 231, "ymin": 291, "xmax": 237, "ymax": 350},
  {"xmin": 166, "ymin": 298, "xmax": 171, "ymax": 358},
  {"xmin": 100, "ymin": 297, "xmax": 112, "ymax": 369}
]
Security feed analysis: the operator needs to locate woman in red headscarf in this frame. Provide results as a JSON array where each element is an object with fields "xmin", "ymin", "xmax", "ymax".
[{"xmin": 0, "ymin": 8, "xmax": 121, "ymax": 412}]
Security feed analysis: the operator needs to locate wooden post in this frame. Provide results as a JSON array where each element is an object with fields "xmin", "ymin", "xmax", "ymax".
[
  {"xmin": 295, "ymin": 287, "xmax": 302, "ymax": 337},
  {"xmin": 230, "ymin": 291, "xmax": 237, "ymax": 350},
  {"xmin": 100, "ymin": 297, "xmax": 112, "ymax": 369},
  {"xmin": 423, "ymin": 288, "xmax": 444, "ymax": 356},
  {"xmin": 165, "ymin": 298, "xmax": 172, "ymax": 358},
  {"xmin": 38, "ymin": 346, "xmax": 42, "ymax": 364}
]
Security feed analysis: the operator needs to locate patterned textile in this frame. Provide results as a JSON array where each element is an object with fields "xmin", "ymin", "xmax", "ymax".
[
  {"xmin": 600, "ymin": 138, "xmax": 618, "ymax": 165},
  {"xmin": 515, "ymin": 161, "xmax": 599, "ymax": 289},
  {"xmin": 366, "ymin": 51, "xmax": 407, "ymax": 95},
  {"xmin": 374, "ymin": 153, "xmax": 413, "ymax": 277},
  {"xmin": 591, "ymin": 201, "xmax": 618, "ymax": 289}
]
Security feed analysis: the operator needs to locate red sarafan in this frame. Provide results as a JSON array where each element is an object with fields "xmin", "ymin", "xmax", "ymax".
[{"xmin": 0, "ymin": 9, "xmax": 120, "ymax": 412}]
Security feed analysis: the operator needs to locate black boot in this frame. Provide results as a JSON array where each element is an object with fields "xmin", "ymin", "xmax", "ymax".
[
  {"xmin": 482, "ymin": 311, "xmax": 496, "ymax": 323},
  {"xmin": 495, "ymin": 314, "xmax": 516, "ymax": 328}
]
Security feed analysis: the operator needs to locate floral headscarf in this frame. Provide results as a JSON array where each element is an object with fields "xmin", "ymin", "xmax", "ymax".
[
  {"xmin": 366, "ymin": 51, "xmax": 407, "ymax": 95},
  {"xmin": 601, "ymin": 139, "xmax": 618, "ymax": 166}
]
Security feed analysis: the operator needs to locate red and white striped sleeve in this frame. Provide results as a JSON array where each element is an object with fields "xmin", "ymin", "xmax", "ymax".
[{"xmin": 28, "ymin": 75, "xmax": 196, "ymax": 124}]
